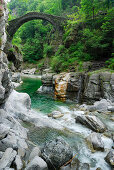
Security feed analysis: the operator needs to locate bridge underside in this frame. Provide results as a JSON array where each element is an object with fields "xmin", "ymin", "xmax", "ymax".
[{"xmin": 7, "ymin": 12, "xmax": 66, "ymax": 40}]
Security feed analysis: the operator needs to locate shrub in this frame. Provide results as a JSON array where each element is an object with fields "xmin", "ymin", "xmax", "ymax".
[
  {"xmin": 43, "ymin": 44, "xmax": 54, "ymax": 57},
  {"xmin": 106, "ymin": 56, "xmax": 114, "ymax": 70}
]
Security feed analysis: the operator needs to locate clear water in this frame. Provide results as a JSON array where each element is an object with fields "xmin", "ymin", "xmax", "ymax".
[
  {"xmin": 16, "ymin": 77, "xmax": 74, "ymax": 114},
  {"xmin": 16, "ymin": 77, "xmax": 112, "ymax": 170}
]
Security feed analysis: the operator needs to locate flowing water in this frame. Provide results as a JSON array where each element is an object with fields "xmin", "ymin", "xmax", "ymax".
[{"xmin": 16, "ymin": 77, "xmax": 113, "ymax": 170}]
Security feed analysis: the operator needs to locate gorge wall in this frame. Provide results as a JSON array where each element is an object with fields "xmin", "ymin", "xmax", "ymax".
[
  {"xmin": 41, "ymin": 72, "xmax": 114, "ymax": 103},
  {"xmin": 0, "ymin": 0, "xmax": 12, "ymax": 105}
]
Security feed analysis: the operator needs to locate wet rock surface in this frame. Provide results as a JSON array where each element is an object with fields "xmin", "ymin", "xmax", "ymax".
[
  {"xmin": 40, "ymin": 72, "xmax": 114, "ymax": 103},
  {"xmin": 86, "ymin": 132, "xmax": 104, "ymax": 151},
  {"xmin": 76, "ymin": 115, "xmax": 106, "ymax": 133},
  {"xmin": 41, "ymin": 137, "xmax": 73, "ymax": 169},
  {"xmin": 105, "ymin": 150, "xmax": 114, "ymax": 168}
]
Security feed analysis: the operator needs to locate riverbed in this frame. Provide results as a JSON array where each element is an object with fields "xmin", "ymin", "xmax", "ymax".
[{"xmin": 16, "ymin": 77, "xmax": 113, "ymax": 170}]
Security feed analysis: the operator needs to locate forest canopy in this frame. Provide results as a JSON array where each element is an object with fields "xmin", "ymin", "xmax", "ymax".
[{"xmin": 8, "ymin": 0, "xmax": 114, "ymax": 71}]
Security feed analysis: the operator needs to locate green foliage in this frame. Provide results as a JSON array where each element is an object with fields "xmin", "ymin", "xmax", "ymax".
[
  {"xmin": 43, "ymin": 44, "xmax": 54, "ymax": 57},
  {"xmin": 106, "ymin": 56, "xmax": 114, "ymax": 70},
  {"xmin": 22, "ymin": 38, "xmax": 43, "ymax": 63},
  {"xmin": 8, "ymin": 0, "xmax": 113, "ymax": 72}
]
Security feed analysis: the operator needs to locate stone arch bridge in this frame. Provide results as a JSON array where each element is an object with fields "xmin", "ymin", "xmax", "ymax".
[{"xmin": 7, "ymin": 12, "xmax": 67, "ymax": 40}]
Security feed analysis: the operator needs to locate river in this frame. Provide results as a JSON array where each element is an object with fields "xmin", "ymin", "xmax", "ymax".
[{"xmin": 16, "ymin": 77, "xmax": 113, "ymax": 170}]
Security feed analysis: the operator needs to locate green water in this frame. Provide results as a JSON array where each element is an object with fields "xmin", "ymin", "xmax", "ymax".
[{"xmin": 16, "ymin": 77, "xmax": 72, "ymax": 114}]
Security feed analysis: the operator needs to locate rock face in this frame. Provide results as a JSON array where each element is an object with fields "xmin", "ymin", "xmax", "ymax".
[
  {"xmin": 0, "ymin": 0, "xmax": 12, "ymax": 105},
  {"xmin": 41, "ymin": 137, "xmax": 73, "ymax": 169},
  {"xmin": 54, "ymin": 73, "xmax": 70, "ymax": 101},
  {"xmin": 76, "ymin": 115, "xmax": 106, "ymax": 133},
  {"xmin": 40, "ymin": 72, "xmax": 114, "ymax": 102},
  {"xmin": 4, "ymin": 43, "xmax": 23, "ymax": 70}
]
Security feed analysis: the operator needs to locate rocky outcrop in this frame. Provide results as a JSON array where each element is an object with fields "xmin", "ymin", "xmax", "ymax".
[
  {"xmin": 4, "ymin": 43, "xmax": 23, "ymax": 70},
  {"xmin": 40, "ymin": 72, "xmax": 114, "ymax": 103},
  {"xmin": 0, "ymin": 0, "xmax": 12, "ymax": 105},
  {"xmin": 54, "ymin": 73, "xmax": 70, "ymax": 101},
  {"xmin": 84, "ymin": 72, "xmax": 114, "ymax": 103},
  {"xmin": 41, "ymin": 137, "xmax": 73, "ymax": 169},
  {"xmin": 38, "ymin": 73, "xmax": 55, "ymax": 93}
]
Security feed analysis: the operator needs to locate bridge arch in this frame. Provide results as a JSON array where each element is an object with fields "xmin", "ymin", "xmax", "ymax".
[{"xmin": 7, "ymin": 12, "xmax": 66, "ymax": 40}]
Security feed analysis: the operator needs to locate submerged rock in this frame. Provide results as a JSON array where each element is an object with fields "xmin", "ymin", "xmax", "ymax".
[
  {"xmin": 76, "ymin": 115, "xmax": 106, "ymax": 133},
  {"xmin": 86, "ymin": 132, "xmax": 104, "ymax": 151},
  {"xmin": 105, "ymin": 150, "xmax": 114, "ymax": 168},
  {"xmin": 78, "ymin": 163, "xmax": 90, "ymax": 170},
  {"xmin": 0, "ymin": 148, "xmax": 17, "ymax": 169},
  {"xmin": 25, "ymin": 156, "xmax": 48, "ymax": 170},
  {"xmin": 41, "ymin": 137, "xmax": 73, "ymax": 169}
]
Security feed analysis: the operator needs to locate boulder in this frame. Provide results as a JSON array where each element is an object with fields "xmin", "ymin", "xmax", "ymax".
[
  {"xmin": 21, "ymin": 68, "xmax": 36, "ymax": 75},
  {"xmin": 38, "ymin": 73, "xmax": 54, "ymax": 93},
  {"xmin": 11, "ymin": 73, "xmax": 21, "ymax": 83},
  {"xmin": 41, "ymin": 73, "xmax": 54, "ymax": 86},
  {"xmin": 94, "ymin": 99, "xmax": 111, "ymax": 112},
  {"xmin": 105, "ymin": 150, "xmax": 114, "ymax": 168},
  {"xmin": 78, "ymin": 163, "xmax": 90, "ymax": 170},
  {"xmin": 41, "ymin": 137, "xmax": 73, "ymax": 169},
  {"xmin": 108, "ymin": 106, "xmax": 114, "ymax": 112},
  {"xmin": 29, "ymin": 146, "xmax": 41, "ymax": 161},
  {"xmin": 25, "ymin": 156, "xmax": 48, "ymax": 170},
  {"xmin": 51, "ymin": 111, "xmax": 64, "ymax": 119},
  {"xmin": 86, "ymin": 132, "xmax": 104, "ymax": 151},
  {"xmin": 0, "ymin": 132, "xmax": 28, "ymax": 152},
  {"xmin": 37, "ymin": 85, "xmax": 53, "ymax": 93},
  {"xmin": 0, "ymin": 148, "xmax": 17, "ymax": 169},
  {"xmin": 76, "ymin": 115, "xmax": 106, "ymax": 133},
  {"xmin": 0, "ymin": 124, "xmax": 10, "ymax": 140},
  {"xmin": 14, "ymin": 155, "xmax": 23, "ymax": 170},
  {"xmin": 5, "ymin": 90, "xmax": 31, "ymax": 110}
]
